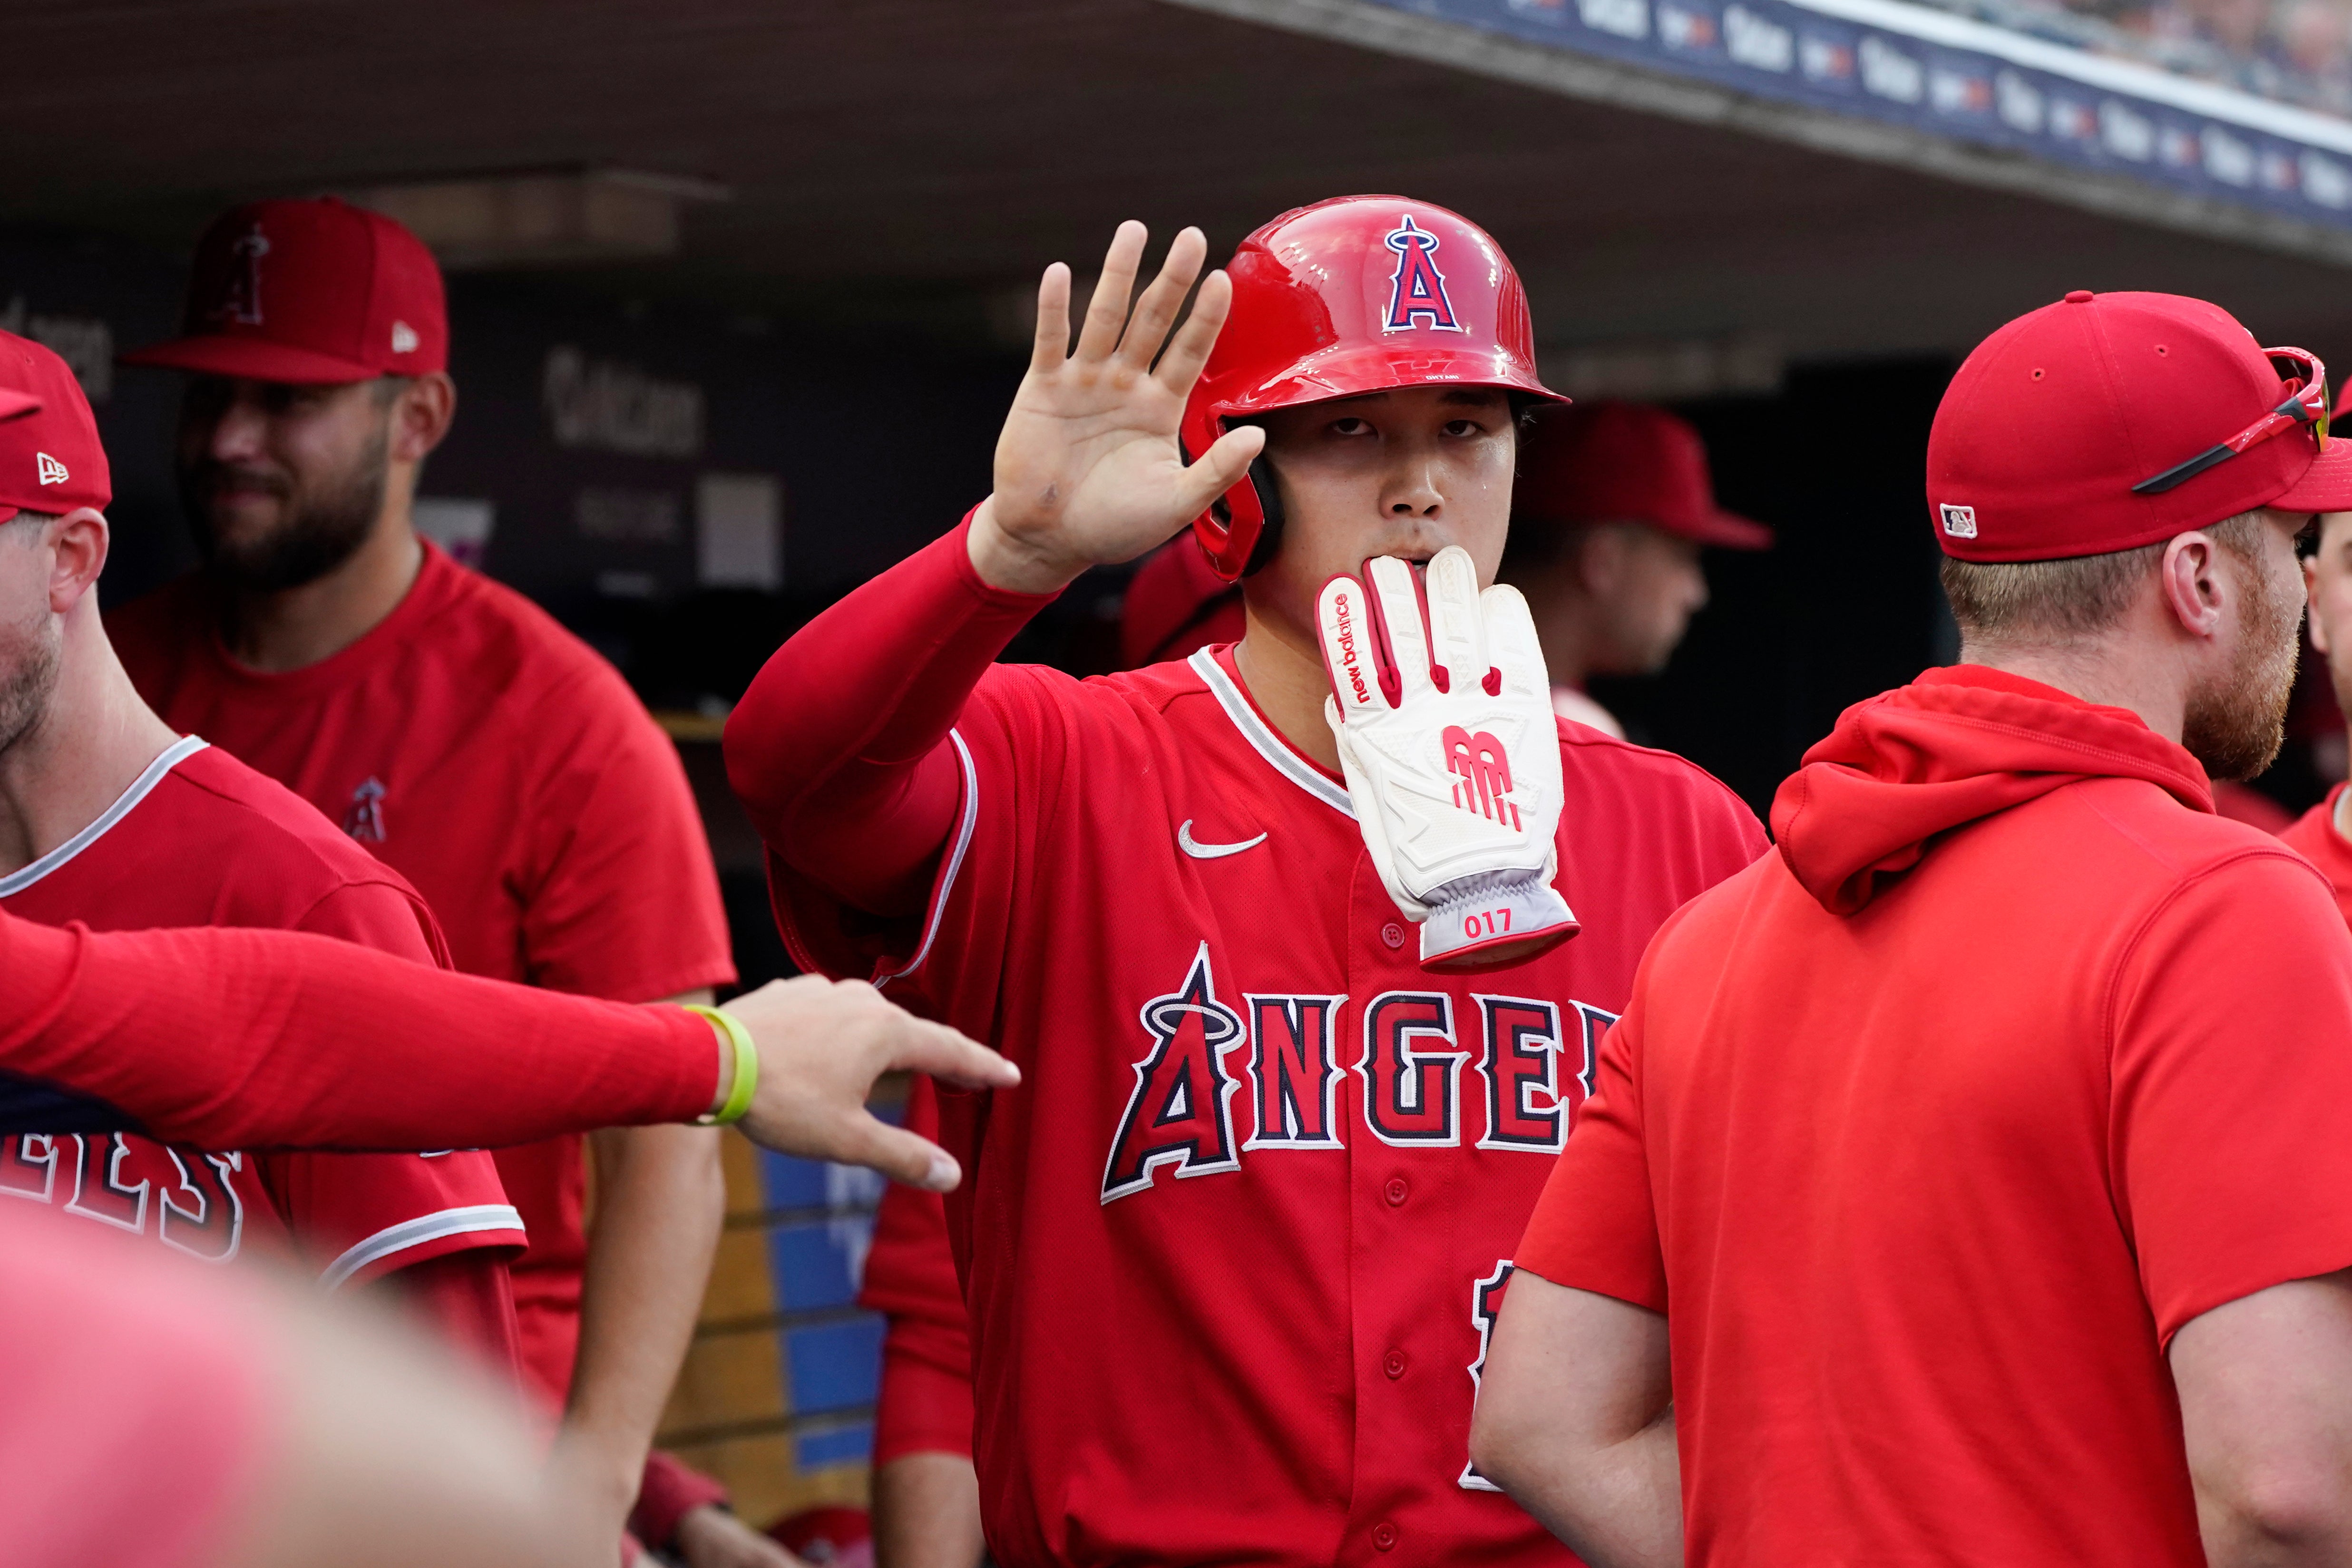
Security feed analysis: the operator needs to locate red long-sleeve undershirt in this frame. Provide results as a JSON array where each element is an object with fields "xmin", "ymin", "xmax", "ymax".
[
  {"xmin": 724, "ymin": 514, "xmax": 1057, "ymax": 915},
  {"xmin": 0, "ymin": 913, "xmax": 719, "ymax": 1150}
]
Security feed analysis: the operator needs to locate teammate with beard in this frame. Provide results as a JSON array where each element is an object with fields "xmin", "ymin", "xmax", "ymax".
[
  {"xmin": 1472, "ymin": 292, "xmax": 2352, "ymax": 1567},
  {"xmin": 109, "ymin": 198, "xmax": 757, "ymax": 1566}
]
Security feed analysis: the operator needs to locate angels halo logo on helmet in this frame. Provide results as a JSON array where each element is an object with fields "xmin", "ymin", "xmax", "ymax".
[
  {"xmin": 1383, "ymin": 216, "xmax": 1465, "ymax": 334},
  {"xmin": 1180, "ymin": 195, "xmax": 1564, "ymax": 582}
]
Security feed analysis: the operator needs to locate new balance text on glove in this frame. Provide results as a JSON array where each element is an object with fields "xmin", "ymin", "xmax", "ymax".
[{"xmin": 1316, "ymin": 546, "xmax": 1578, "ymax": 967}]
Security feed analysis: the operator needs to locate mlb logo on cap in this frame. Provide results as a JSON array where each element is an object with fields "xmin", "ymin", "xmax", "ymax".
[
  {"xmin": 0, "ymin": 330, "xmax": 111, "ymax": 523},
  {"xmin": 1940, "ymin": 504, "xmax": 1977, "ymax": 539}
]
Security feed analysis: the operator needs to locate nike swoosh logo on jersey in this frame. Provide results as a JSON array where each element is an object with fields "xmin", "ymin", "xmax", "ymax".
[{"xmin": 1177, "ymin": 819, "xmax": 1269, "ymax": 859}]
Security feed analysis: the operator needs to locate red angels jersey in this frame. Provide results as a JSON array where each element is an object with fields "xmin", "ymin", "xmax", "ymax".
[
  {"xmin": 774, "ymin": 645, "xmax": 1766, "ymax": 1568},
  {"xmin": 0, "ymin": 738, "xmax": 526, "ymax": 1287}
]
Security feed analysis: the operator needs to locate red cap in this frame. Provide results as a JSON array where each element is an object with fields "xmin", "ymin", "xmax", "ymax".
[
  {"xmin": 1513, "ymin": 400, "xmax": 1772, "ymax": 549},
  {"xmin": 0, "ymin": 330, "xmax": 111, "ymax": 522},
  {"xmin": 121, "ymin": 197, "xmax": 447, "ymax": 385},
  {"xmin": 1928, "ymin": 290, "xmax": 2352, "ymax": 562}
]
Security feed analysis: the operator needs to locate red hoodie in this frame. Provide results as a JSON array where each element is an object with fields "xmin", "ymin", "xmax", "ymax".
[{"xmin": 1516, "ymin": 664, "xmax": 2352, "ymax": 1567}]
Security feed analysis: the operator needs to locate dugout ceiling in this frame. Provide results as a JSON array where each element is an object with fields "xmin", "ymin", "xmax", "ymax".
[{"xmin": 10, "ymin": 0, "xmax": 2352, "ymax": 372}]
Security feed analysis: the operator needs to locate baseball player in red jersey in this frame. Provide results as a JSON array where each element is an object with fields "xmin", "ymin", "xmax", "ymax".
[
  {"xmin": 1475, "ymin": 293, "xmax": 2352, "ymax": 1566},
  {"xmin": 110, "ymin": 198, "xmax": 750, "ymax": 1559},
  {"xmin": 725, "ymin": 200, "xmax": 1766, "ymax": 1566},
  {"xmin": 1502, "ymin": 402, "xmax": 1771, "ymax": 741},
  {"xmin": 2286, "ymin": 499, "xmax": 2352, "ymax": 894},
  {"xmin": 0, "ymin": 329, "xmax": 525, "ymax": 1359}
]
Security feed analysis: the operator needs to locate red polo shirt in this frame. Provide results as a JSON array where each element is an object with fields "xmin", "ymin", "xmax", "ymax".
[{"xmin": 1519, "ymin": 665, "xmax": 2352, "ymax": 1566}]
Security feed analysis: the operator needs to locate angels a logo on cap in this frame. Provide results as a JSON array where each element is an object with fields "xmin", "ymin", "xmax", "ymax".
[
  {"xmin": 213, "ymin": 224, "xmax": 270, "ymax": 327},
  {"xmin": 1383, "ymin": 215, "xmax": 1464, "ymax": 333}
]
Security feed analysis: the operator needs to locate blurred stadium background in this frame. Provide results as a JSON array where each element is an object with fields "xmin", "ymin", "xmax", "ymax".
[{"xmin": 14, "ymin": 0, "xmax": 2352, "ymax": 1520}]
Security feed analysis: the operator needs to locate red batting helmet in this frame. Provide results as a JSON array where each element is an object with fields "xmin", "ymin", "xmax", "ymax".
[{"xmin": 1181, "ymin": 195, "xmax": 1562, "ymax": 580}]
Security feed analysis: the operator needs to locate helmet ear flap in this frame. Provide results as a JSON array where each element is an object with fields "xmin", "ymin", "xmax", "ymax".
[
  {"xmin": 1184, "ymin": 423, "xmax": 1280, "ymax": 581},
  {"xmin": 1239, "ymin": 455, "xmax": 1284, "ymax": 577}
]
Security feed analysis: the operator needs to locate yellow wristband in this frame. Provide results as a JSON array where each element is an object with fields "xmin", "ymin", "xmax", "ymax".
[{"xmin": 686, "ymin": 1005, "xmax": 759, "ymax": 1126}]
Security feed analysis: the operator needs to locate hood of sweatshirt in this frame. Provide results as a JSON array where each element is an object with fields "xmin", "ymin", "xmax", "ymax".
[{"xmin": 1769, "ymin": 665, "xmax": 2214, "ymax": 915}]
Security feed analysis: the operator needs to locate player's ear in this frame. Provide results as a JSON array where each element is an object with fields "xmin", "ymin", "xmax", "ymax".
[
  {"xmin": 389, "ymin": 372, "xmax": 458, "ymax": 465},
  {"xmin": 46, "ymin": 506, "xmax": 109, "ymax": 613}
]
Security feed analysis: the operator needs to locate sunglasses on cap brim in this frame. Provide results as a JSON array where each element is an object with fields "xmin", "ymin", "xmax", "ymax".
[{"xmin": 2134, "ymin": 348, "xmax": 2329, "ymax": 496}]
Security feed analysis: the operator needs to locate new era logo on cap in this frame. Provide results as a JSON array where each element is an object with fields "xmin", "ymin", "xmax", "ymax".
[
  {"xmin": 0, "ymin": 329, "xmax": 111, "ymax": 518},
  {"xmin": 1940, "ymin": 503, "xmax": 1978, "ymax": 539},
  {"xmin": 390, "ymin": 321, "xmax": 419, "ymax": 355}
]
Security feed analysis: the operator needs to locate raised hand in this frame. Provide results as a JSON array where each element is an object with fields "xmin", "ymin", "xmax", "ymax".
[
  {"xmin": 969, "ymin": 221, "xmax": 1266, "ymax": 594},
  {"xmin": 719, "ymin": 976, "xmax": 1019, "ymax": 1190}
]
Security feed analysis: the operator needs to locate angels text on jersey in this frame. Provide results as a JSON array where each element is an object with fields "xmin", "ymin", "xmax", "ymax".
[
  {"xmin": 0, "ymin": 1133, "xmax": 247, "ymax": 1262},
  {"xmin": 1103, "ymin": 942, "xmax": 1616, "ymax": 1203}
]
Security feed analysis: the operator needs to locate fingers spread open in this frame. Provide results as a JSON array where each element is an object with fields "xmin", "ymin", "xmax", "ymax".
[
  {"xmin": 1365, "ymin": 555, "xmax": 1433, "ymax": 705},
  {"xmin": 892, "ymin": 1017, "xmax": 1022, "ymax": 1091},
  {"xmin": 1030, "ymin": 262, "xmax": 1073, "ymax": 375},
  {"xmin": 1318, "ymin": 573, "xmax": 1386, "ymax": 720},
  {"xmin": 1480, "ymin": 582, "xmax": 1552, "ymax": 700},
  {"xmin": 1117, "ymin": 227, "xmax": 1207, "ymax": 372},
  {"xmin": 1075, "ymin": 221, "xmax": 1148, "ymax": 364},
  {"xmin": 1155, "ymin": 268, "xmax": 1231, "ymax": 397},
  {"xmin": 1424, "ymin": 546, "xmax": 1486, "ymax": 693}
]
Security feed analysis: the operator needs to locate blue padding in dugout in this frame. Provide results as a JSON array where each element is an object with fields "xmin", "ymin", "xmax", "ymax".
[
  {"xmin": 758, "ymin": 1099, "xmax": 900, "ymax": 1213},
  {"xmin": 785, "ymin": 1316, "xmax": 885, "ymax": 1413},
  {"xmin": 766, "ymin": 1218, "xmax": 874, "ymax": 1311},
  {"xmin": 759, "ymin": 1150, "xmax": 829, "ymax": 1210},
  {"xmin": 796, "ymin": 1422, "xmax": 876, "ymax": 1470}
]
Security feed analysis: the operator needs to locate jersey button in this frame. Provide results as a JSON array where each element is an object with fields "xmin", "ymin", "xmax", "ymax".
[
  {"xmin": 1380, "ymin": 921, "xmax": 1407, "ymax": 949},
  {"xmin": 1373, "ymin": 1523, "xmax": 1400, "ymax": 1551},
  {"xmin": 1384, "ymin": 1176, "xmax": 1409, "ymax": 1207},
  {"xmin": 1384, "ymin": 1349, "xmax": 1408, "ymax": 1379}
]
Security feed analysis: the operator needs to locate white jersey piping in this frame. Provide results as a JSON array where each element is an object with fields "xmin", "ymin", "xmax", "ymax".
[
  {"xmin": 880, "ymin": 729, "xmax": 978, "ymax": 984},
  {"xmin": 1188, "ymin": 648, "xmax": 1354, "ymax": 818},
  {"xmin": 318, "ymin": 1202, "xmax": 527, "ymax": 1292},
  {"xmin": 0, "ymin": 735, "xmax": 211, "ymax": 897}
]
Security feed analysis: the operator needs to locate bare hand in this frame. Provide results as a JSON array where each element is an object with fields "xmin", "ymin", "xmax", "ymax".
[
  {"xmin": 969, "ymin": 220, "xmax": 1265, "ymax": 594},
  {"xmin": 719, "ymin": 977, "xmax": 1017, "ymax": 1190},
  {"xmin": 674, "ymin": 1503, "xmax": 807, "ymax": 1568}
]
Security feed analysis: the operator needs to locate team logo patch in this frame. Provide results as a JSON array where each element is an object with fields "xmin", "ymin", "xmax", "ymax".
[
  {"xmin": 1940, "ymin": 503, "xmax": 1978, "ymax": 539},
  {"xmin": 1443, "ymin": 726, "xmax": 1521, "ymax": 830},
  {"xmin": 35, "ymin": 452, "xmax": 67, "ymax": 487},
  {"xmin": 1101, "ymin": 942, "xmax": 1247, "ymax": 1202},
  {"xmin": 344, "ymin": 777, "xmax": 388, "ymax": 843},
  {"xmin": 1382, "ymin": 215, "xmax": 1464, "ymax": 334},
  {"xmin": 213, "ymin": 224, "xmax": 270, "ymax": 326}
]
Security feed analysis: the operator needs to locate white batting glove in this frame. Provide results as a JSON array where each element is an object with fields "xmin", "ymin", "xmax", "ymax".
[{"xmin": 1317, "ymin": 547, "xmax": 1578, "ymax": 969}]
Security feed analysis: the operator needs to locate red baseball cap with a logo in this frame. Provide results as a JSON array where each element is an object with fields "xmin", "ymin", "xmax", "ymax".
[
  {"xmin": 121, "ymin": 196, "xmax": 447, "ymax": 385},
  {"xmin": 1513, "ymin": 400, "xmax": 1773, "ymax": 549},
  {"xmin": 1928, "ymin": 290, "xmax": 2352, "ymax": 562},
  {"xmin": 0, "ymin": 330, "xmax": 111, "ymax": 522}
]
